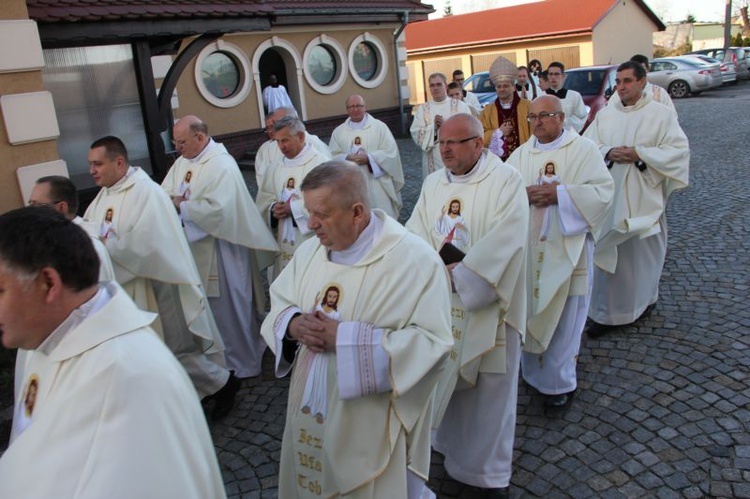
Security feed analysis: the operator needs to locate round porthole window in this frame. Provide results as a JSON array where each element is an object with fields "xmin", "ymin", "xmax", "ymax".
[
  {"xmin": 194, "ymin": 40, "xmax": 252, "ymax": 108},
  {"xmin": 303, "ymin": 35, "xmax": 347, "ymax": 94},
  {"xmin": 200, "ymin": 52, "xmax": 240, "ymax": 99},
  {"xmin": 348, "ymin": 33, "xmax": 388, "ymax": 88}
]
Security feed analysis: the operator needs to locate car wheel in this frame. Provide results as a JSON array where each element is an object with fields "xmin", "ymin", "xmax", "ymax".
[{"xmin": 668, "ymin": 80, "xmax": 690, "ymax": 98}]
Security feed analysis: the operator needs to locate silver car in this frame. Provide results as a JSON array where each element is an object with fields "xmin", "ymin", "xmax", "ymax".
[
  {"xmin": 682, "ymin": 54, "xmax": 737, "ymax": 85},
  {"xmin": 648, "ymin": 57, "xmax": 723, "ymax": 98},
  {"xmin": 690, "ymin": 47, "xmax": 749, "ymax": 80}
]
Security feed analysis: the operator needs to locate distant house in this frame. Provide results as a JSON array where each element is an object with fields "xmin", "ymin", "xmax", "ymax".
[
  {"xmin": 405, "ymin": 0, "xmax": 665, "ymax": 104},
  {"xmin": 654, "ymin": 22, "xmax": 743, "ymax": 53},
  {"xmin": 0, "ymin": 0, "xmax": 432, "ymax": 213}
]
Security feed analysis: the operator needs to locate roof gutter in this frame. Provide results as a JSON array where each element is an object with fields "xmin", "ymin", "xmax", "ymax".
[{"xmin": 394, "ymin": 11, "xmax": 409, "ymax": 135}]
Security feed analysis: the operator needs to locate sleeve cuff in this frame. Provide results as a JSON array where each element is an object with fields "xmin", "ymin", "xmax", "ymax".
[{"xmin": 336, "ymin": 322, "xmax": 391, "ymax": 400}]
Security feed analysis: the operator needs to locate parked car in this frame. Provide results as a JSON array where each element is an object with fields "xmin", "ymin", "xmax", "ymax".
[
  {"xmin": 462, "ymin": 71, "xmax": 496, "ymax": 107},
  {"xmin": 648, "ymin": 57, "xmax": 723, "ymax": 98},
  {"xmin": 563, "ymin": 64, "xmax": 618, "ymax": 132},
  {"xmin": 689, "ymin": 47, "xmax": 749, "ymax": 80},
  {"xmin": 682, "ymin": 54, "xmax": 737, "ymax": 84}
]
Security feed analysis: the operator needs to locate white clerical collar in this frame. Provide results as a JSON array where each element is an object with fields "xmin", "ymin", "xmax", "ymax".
[
  {"xmin": 432, "ymin": 96, "xmax": 448, "ymax": 104},
  {"xmin": 499, "ymin": 99, "xmax": 513, "ymax": 109},
  {"xmin": 37, "ymin": 286, "xmax": 111, "ymax": 356},
  {"xmin": 109, "ymin": 166, "xmax": 137, "ymax": 190},
  {"xmin": 283, "ymin": 142, "xmax": 312, "ymax": 167},
  {"xmin": 190, "ymin": 138, "xmax": 217, "ymax": 163},
  {"xmin": 329, "ymin": 212, "xmax": 383, "ymax": 265},
  {"xmin": 535, "ymin": 129, "xmax": 568, "ymax": 151},
  {"xmin": 444, "ymin": 151, "xmax": 487, "ymax": 184},
  {"xmin": 348, "ymin": 114, "xmax": 369, "ymax": 130}
]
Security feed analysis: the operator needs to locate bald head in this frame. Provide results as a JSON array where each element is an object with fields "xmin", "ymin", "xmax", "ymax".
[
  {"xmin": 529, "ymin": 95, "xmax": 565, "ymax": 144},
  {"xmin": 345, "ymin": 94, "xmax": 367, "ymax": 122},
  {"xmin": 173, "ymin": 115, "xmax": 209, "ymax": 159},
  {"xmin": 438, "ymin": 113, "xmax": 484, "ymax": 176}
]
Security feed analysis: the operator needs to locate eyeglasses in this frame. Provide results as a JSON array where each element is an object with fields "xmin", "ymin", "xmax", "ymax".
[
  {"xmin": 28, "ymin": 200, "xmax": 61, "ymax": 207},
  {"xmin": 438, "ymin": 136, "xmax": 478, "ymax": 147},
  {"xmin": 547, "ymin": 72, "xmax": 563, "ymax": 77},
  {"xmin": 346, "ymin": 104, "xmax": 365, "ymax": 109},
  {"xmin": 526, "ymin": 112, "xmax": 562, "ymax": 122},
  {"xmin": 171, "ymin": 134, "xmax": 198, "ymax": 148}
]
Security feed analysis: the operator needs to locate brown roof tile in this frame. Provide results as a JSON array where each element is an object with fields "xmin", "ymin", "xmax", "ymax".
[
  {"xmin": 405, "ymin": 0, "xmax": 664, "ymax": 52},
  {"xmin": 27, "ymin": 0, "xmax": 432, "ymax": 24}
]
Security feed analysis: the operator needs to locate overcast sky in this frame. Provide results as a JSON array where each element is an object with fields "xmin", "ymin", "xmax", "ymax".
[{"xmin": 427, "ymin": 0, "xmax": 730, "ymax": 23}]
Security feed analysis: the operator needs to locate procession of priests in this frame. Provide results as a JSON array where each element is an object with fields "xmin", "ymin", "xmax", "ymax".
[{"xmin": 1, "ymin": 52, "xmax": 689, "ymax": 498}]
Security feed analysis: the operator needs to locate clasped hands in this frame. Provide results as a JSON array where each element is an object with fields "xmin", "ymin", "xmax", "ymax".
[
  {"xmin": 272, "ymin": 201, "xmax": 292, "ymax": 220},
  {"xmin": 607, "ymin": 146, "xmax": 640, "ymax": 163},
  {"xmin": 526, "ymin": 184, "xmax": 558, "ymax": 207},
  {"xmin": 288, "ymin": 312, "xmax": 339, "ymax": 353}
]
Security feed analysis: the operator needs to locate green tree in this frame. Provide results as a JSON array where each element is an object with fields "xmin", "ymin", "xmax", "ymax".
[{"xmin": 685, "ymin": 14, "xmax": 696, "ymax": 23}]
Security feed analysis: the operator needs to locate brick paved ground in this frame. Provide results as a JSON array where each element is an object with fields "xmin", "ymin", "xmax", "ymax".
[
  {"xmin": 215, "ymin": 81, "xmax": 750, "ymax": 498},
  {"xmin": 3, "ymin": 82, "xmax": 749, "ymax": 498}
]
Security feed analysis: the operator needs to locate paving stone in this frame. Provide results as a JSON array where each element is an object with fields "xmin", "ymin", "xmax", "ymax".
[{"xmin": 188, "ymin": 89, "xmax": 750, "ymax": 498}]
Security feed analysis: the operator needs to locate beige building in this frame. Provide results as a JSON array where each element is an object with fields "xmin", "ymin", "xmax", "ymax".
[
  {"xmin": 0, "ymin": 0, "xmax": 432, "ymax": 213},
  {"xmin": 405, "ymin": 0, "xmax": 665, "ymax": 105}
]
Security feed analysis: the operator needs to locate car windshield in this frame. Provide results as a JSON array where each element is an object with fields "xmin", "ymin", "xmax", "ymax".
[
  {"xmin": 563, "ymin": 69, "xmax": 606, "ymax": 96},
  {"xmin": 465, "ymin": 73, "xmax": 495, "ymax": 93}
]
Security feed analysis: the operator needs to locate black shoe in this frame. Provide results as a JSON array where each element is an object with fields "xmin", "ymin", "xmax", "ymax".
[
  {"xmin": 637, "ymin": 302, "xmax": 657, "ymax": 321},
  {"xmin": 544, "ymin": 389, "xmax": 576, "ymax": 409},
  {"xmin": 586, "ymin": 321, "xmax": 617, "ymax": 339},
  {"xmin": 211, "ymin": 371, "xmax": 241, "ymax": 421},
  {"xmin": 485, "ymin": 486, "xmax": 510, "ymax": 499}
]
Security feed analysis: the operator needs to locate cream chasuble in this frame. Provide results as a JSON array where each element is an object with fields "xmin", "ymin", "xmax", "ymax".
[
  {"xmin": 256, "ymin": 144, "xmax": 329, "ymax": 276},
  {"xmin": 406, "ymin": 151, "xmax": 528, "ymax": 416},
  {"xmin": 584, "ymin": 92, "xmax": 689, "ymax": 274},
  {"xmin": 507, "ymin": 131, "xmax": 613, "ymax": 353},
  {"xmin": 329, "ymin": 114, "xmax": 404, "ymax": 219},
  {"xmin": 1, "ymin": 283, "xmax": 226, "ymax": 499},
  {"xmin": 73, "ymin": 216, "xmax": 115, "ymax": 282},
  {"xmin": 609, "ymin": 82, "xmax": 676, "ymax": 115},
  {"xmin": 410, "ymin": 98, "xmax": 471, "ymax": 178},
  {"xmin": 262, "ymin": 212, "xmax": 452, "ymax": 498},
  {"xmin": 256, "ymin": 133, "xmax": 331, "ymax": 189},
  {"xmin": 83, "ymin": 167, "xmax": 222, "ymax": 352},
  {"xmin": 162, "ymin": 141, "xmax": 279, "ymax": 296}
]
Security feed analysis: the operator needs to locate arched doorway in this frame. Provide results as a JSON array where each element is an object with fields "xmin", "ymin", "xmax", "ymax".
[{"xmin": 259, "ymin": 47, "xmax": 299, "ymax": 114}]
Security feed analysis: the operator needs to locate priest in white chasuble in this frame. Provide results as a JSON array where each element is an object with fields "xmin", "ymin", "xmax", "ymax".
[
  {"xmin": 329, "ymin": 94, "xmax": 404, "ymax": 219},
  {"xmin": 255, "ymin": 106, "xmax": 331, "ymax": 190},
  {"xmin": 256, "ymin": 116, "xmax": 329, "ymax": 278},
  {"xmin": 508, "ymin": 95, "xmax": 614, "ymax": 409},
  {"xmin": 0, "ymin": 208, "xmax": 226, "ymax": 499},
  {"xmin": 162, "ymin": 115, "xmax": 279, "ymax": 380},
  {"xmin": 410, "ymin": 72, "xmax": 471, "ymax": 178},
  {"xmin": 584, "ymin": 61, "xmax": 689, "ymax": 338},
  {"xmin": 406, "ymin": 113, "xmax": 528, "ymax": 497},
  {"xmin": 83, "ymin": 136, "xmax": 240, "ymax": 420},
  {"xmin": 261, "ymin": 161, "xmax": 453, "ymax": 498}
]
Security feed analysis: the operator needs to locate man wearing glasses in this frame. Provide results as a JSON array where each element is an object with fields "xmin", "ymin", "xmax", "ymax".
[
  {"xmin": 163, "ymin": 115, "xmax": 279, "ymax": 391},
  {"xmin": 480, "ymin": 56, "xmax": 532, "ymax": 161},
  {"xmin": 407, "ymin": 113, "xmax": 529, "ymax": 499},
  {"xmin": 508, "ymin": 95, "xmax": 613, "ymax": 410},
  {"xmin": 411, "ymin": 72, "xmax": 470, "ymax": 178},
  {"xmin": 545, "ymin": 62, "xmax": 588, "ymax": 133},
  {"xmin": 29, "ymin": 175, "xmax": 115, "ymax": 283},
  {"xmin": 583, "ymin": 61, "xmax": 689, "ymax": 338},
  {"xmin": 328, "ymin": 94, "xmax": 404, "ymax": 219},
  {"xmin": 84, "ymin": 135, "xmax": 241, "ymax": 420},
  {"xmin": 452, "ymin": 69, "xmax": 482, "ymax": 117}
]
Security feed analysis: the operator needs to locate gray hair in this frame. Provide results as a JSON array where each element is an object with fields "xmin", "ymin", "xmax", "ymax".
[
  {"xmin": 274, "ymin": 115, "xmax": 306, "ymax": 134},
  {"xmin": 301, "ymin": 160, "xmax": 371, "ymax": 211},
  {"xmin": 275, "ymin": 106, "xmax": 299, "ymax": 120}
]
